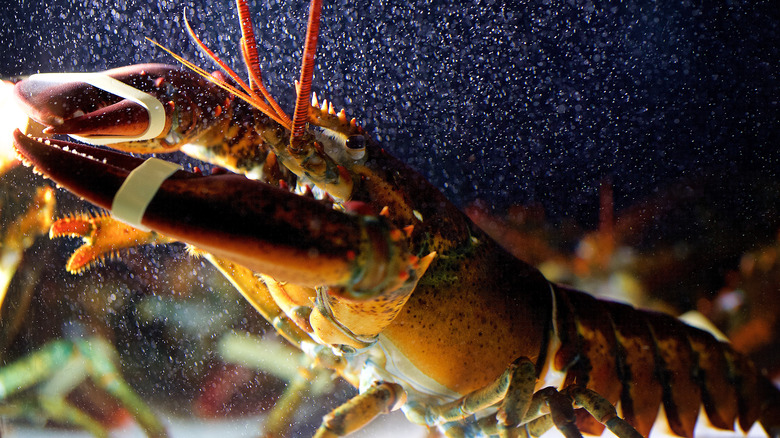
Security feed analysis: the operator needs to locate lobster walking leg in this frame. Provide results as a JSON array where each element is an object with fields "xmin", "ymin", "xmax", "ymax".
[
  {"xmin": 407, "ymin": 356, "xmax": 643, "ymax": 438},
  {"xmin": 313, "ymin": 382, "xmax": 406, "ymax": 438},
  {"xmin": 567, "ymin": 386, "xmax": 643, "ymax": 438},
  {"xmin": 495, "ymin": 358, "xmax": 538, "ymax": 433},
  {"xmin": 202, "ymin": 255, "xmax": 313, "ymax": 347},
  {"xmin": 405, "ymin": 357, "xmax": 536, "ymax": 427},
  {"xmin": 527, "ymin": 387, "xmax": 580, "ymax": 438},
  {"xmin": 525, "ymin": 415, "xmax": 555, "ymax": 437},
  {"xmin": 0, "ymin": 338, "xmax": 167, "ymax": 438}
]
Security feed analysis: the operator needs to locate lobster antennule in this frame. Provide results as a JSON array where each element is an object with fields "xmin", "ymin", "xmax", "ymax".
[
  {"xmin": 145, "ymin": 10, "xmax": 294, "ymax": 130},
  {"xmin": 180, "ymin": 12, "xmax": 255, "ymax": 100},
  {"xmin": 289, "ymin": 0, "xmax": 323, "ymax": 150},
  {"xmin": 145, "ymin": 37, "xmax": 273, "ymax": 128}
]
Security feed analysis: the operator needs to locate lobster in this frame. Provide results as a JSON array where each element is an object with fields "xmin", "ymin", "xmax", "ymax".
[{"xmin": 8, "ymin": 0, "xmax": 780, "ymax": 436}]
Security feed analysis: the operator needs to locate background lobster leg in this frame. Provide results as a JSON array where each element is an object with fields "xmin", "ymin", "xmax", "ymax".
[
  {"xmin": 0, "ymin": 186, "xmax": 54, "ymax": 312},
  {"xmin": 216, "ymin": 332, "xmax": 336, "ymax": 438},
  {"xmin": 0, "ymin": 337, "xmax": 167, "ymax": 437},
  {"xmin": 313, "ymin": 381, "xmax": 406, "ymax": 438},
  {"xmin": 75, "ymin": 338, "xmax": 167, "ymax": 437},
  {"xmin": 259, "ymin": 374, "xmax": 315, "ymax": 438}
]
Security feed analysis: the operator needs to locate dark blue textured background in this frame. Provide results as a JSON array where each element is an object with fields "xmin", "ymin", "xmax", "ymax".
[{"xmin": 1, "ymin": 0, "xmax": 778, "ymax": 229}]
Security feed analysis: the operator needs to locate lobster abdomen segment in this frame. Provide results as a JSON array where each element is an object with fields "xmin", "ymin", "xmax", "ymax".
[
  {"xmin": 643, "ymin": 311, "xmax": 703, "ymax": 437},
  {"xmin": 602, "ymin": 300, "xmax": 664, "ymax": 438},
  {"xmin": 552, "ymin": 285, "xmax": 779, "ymax": 437}
]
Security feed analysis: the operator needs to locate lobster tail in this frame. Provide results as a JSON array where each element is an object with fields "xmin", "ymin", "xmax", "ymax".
[
  {"xmin": 552, "ymin": 285, "xmax": 779, "ymax": 437},
  {"xmin": 758, "ymin": 377, "xmax": 780, "ymax": 437}
]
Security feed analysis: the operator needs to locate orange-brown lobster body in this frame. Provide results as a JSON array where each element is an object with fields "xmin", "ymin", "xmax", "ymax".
[{"xmin": 8, "ymin": 0, "xmax": 780, "ymax": 436}]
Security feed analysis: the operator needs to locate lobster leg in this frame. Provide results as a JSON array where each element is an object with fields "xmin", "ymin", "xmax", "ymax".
[
  {"xmin": 404, "ymin": 357, "xmax": 536, "ymax": 427},
  {"xmin": 313, "ymin": 382, "xmax": 406, "ymax": 438},
  {"xmin": 525, "ymin": 415, "xmax": 555, "ymax": 437},
  {"xmin": 475, "ymin": 385, "xmax": 644, "ymax": 438},
  {"xmin": 526, "ymin": 387, "xmax": 581, "ymax": 438},
  {"xmin": 567, "ymin": 386, "xmax": 643, "ymax": 438},
  {"xmin": 0, "ymin": 337, "xmax": 167, "ymax": 437},
  {"xmin": 406, "ymin": 355, "xmax": 644, "ymax": 437},
  {"xmin": 473, "ymin": 410, "xmax": 559, "ymax": 438},
  {"xmin": 496, "ymin": 358, "xmax": 540, "ymax": 433},
  {"xmin": 202, "ymin": 255, "xmax": 313, "ymax": 347},
  {"xmin": 76, "ymin": 338, "xmax": 167, "ymax": 438}
]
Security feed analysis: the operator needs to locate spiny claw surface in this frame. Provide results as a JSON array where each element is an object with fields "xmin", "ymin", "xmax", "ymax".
[{"xmin": 50, "ymin": 212, "xmax": 175, "ymax": 274}]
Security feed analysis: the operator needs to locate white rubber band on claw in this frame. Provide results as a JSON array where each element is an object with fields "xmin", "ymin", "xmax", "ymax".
[
  {"xmin": 27, "ymin": 72, "xmax": 166, "ymax": 145},
  {"xmin": 111, "ymin": 158, "xmax": 182, "ymax": 231}
]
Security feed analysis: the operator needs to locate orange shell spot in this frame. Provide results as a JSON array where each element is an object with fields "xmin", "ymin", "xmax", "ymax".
[{"xmin": 389, "ymin": 229, "xmax": 403, "ymax": 241}]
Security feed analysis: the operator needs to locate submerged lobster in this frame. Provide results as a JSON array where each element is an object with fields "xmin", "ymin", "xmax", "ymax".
[{"xmin": 9, "ymin": 0, "xmax": 780, "ymax": 437}]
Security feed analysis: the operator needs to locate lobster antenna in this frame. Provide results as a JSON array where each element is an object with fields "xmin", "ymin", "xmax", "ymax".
[
  {"xmin": 289, "ymin": 0, "xmax": 323, "ymax": 151},
  {"xmin": 148, "ymin": 37, "xmax": 289, "ymax": 130},
  {"xmin": 235, "ymin": 0, "xmax": 262, "ymax": 93},
  {"xmin": 149, "ymin": 10, "xmax": 293, "ymax": 130},
  {"xmin": 235, "ymin": 0, "xmax": 292, "ymax": 127}
]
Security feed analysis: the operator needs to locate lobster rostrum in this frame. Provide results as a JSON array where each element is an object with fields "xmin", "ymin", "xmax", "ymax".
[{"xmin": 9, "ymin": 0, "xmax": 780, "ymax": 437}]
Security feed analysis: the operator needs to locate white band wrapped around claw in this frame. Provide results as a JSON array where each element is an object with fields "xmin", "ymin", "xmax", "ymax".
[
  {"xmin": 111, "ymin": 158, "xmax": 182, "ymax": 231},
  {"xmin": 26, "ymin": 72, "xmax": 166, "ymax": 145}
]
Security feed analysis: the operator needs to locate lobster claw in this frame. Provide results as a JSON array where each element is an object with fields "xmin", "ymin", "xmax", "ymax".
[
  {"xmin": 12, "ymin": 130, "xmax": 410, "ymax": 293},
  {"xmin": 13, "ymin": 64, "xmax": 234, "ymax": 152}
]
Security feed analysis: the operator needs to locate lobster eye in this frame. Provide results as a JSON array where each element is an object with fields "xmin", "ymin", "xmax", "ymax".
[
  {"xmin": 344, "ymin": 135, "xmax": 366, "ymax": 160},
  {"xmin": 345, "ymin": 135, "xmax": 365, "ymax": 150}
]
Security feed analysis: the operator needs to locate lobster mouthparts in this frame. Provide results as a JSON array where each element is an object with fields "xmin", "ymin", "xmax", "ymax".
[{"xmin": 12, "ymin": 130, "xmax": 407, "ymax": 292}]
